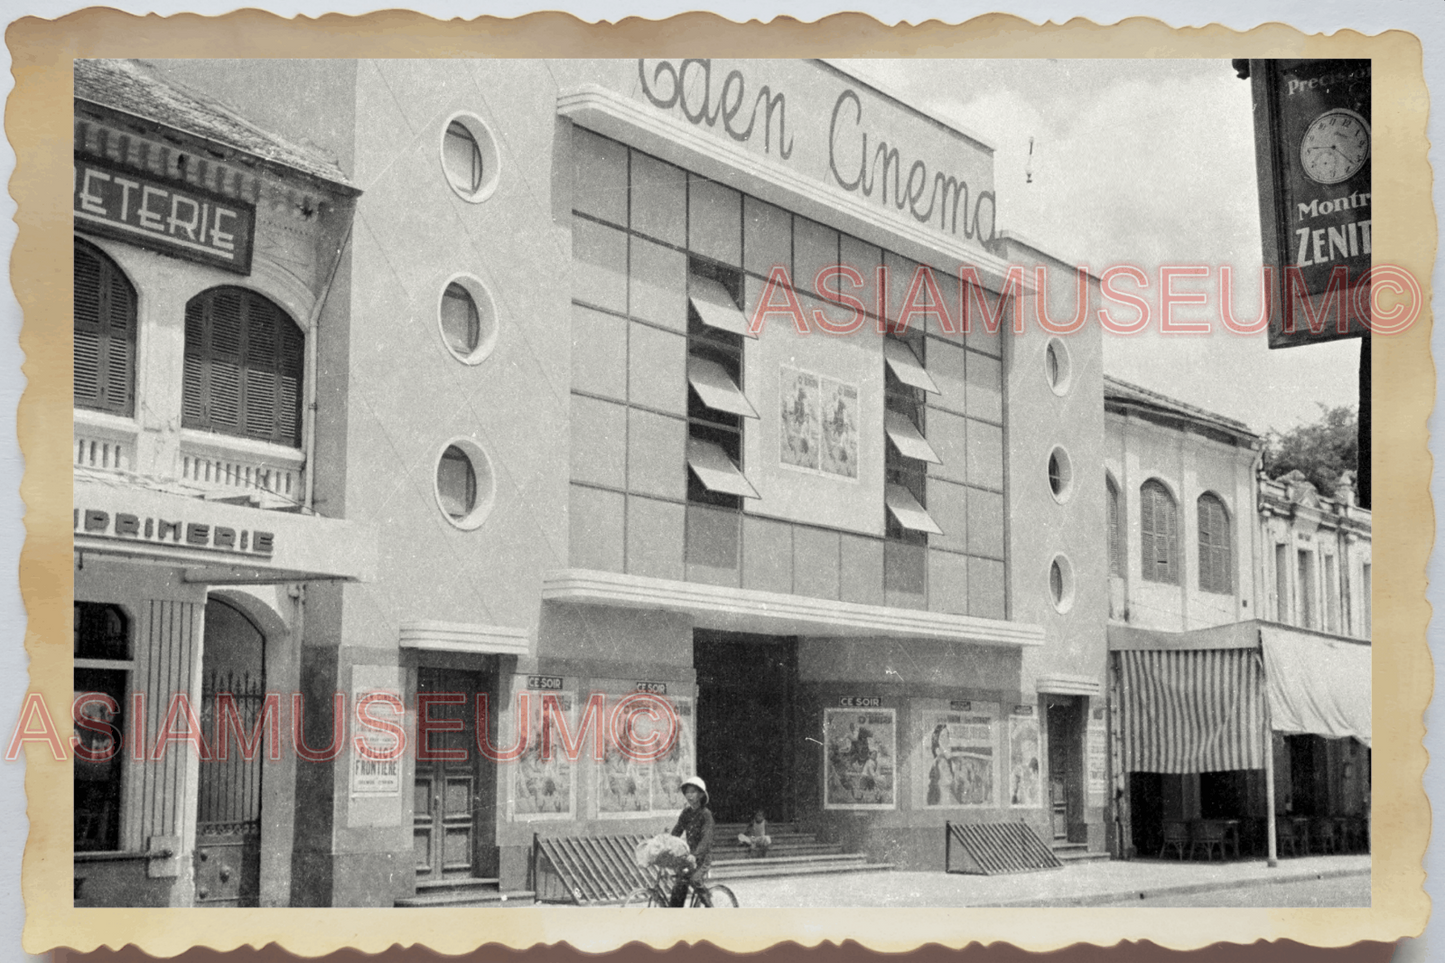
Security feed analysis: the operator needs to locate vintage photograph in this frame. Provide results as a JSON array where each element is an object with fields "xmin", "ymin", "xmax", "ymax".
[{"xmin": 20, "ymin": 19, "xmax": 1428, "ymax": 951}]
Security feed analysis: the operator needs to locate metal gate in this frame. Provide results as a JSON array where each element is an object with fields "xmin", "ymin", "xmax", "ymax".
[{"xmin": 195, "ymin": 669, "xmax": 264, "ymax": 907}]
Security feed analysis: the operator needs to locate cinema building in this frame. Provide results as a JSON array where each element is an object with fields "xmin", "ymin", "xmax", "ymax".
[
  {"xmin": 1103, "ymin": 378, "xmax": 1371, "ymax": 863},
  {"xmin": 73, "ymin": 58, "xmax": 1113, "ymax": 907}
]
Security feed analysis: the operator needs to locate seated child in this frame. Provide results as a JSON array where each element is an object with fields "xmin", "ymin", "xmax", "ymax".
[{"xmin": 736, "ymin": 809, "xmax": 771, "ymax": 858}]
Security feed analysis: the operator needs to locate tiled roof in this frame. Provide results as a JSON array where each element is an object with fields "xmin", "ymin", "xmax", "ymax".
[
  {"xmin": 74, "ymin": 58, "xmax": 354, "ymax": 190},
  {"xmin": 1104, "ymin": 374, "xmax": 1259, "ymax": 442}
]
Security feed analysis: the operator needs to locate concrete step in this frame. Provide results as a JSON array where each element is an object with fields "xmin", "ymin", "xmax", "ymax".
[
  {"xmin": 396, "ymin": 887, "xmax": 535, "ymax": 908},
  {"xmin": 722, "ymin": 843, "xmax": 845, "ymax": 858},
  {"xmin": 710, "ymin": 861, "xmax": 895, "ymax": 881},
  {"xmin": 1052, "ymin": 843, "xmax": 1110, "ymax": 864}
]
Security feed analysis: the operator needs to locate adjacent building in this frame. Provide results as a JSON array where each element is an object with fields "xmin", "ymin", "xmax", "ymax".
[{"xmin": 1103, "ymin": 376, "xmax": 1371, "ymax": 862}]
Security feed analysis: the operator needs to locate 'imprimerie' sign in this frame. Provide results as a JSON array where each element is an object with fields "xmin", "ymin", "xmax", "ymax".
[{"xmin": 73, "ymin": 155, "xmax": 256, "ymax": 275}]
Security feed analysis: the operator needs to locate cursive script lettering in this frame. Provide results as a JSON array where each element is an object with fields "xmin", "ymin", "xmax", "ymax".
[
  {"xmin": 828, "ymin": 89, "xmax": 996, "ymax": 244},
  {"xmin": 638, "ymin": 59, "xmax": 795, "ymax": 158}
]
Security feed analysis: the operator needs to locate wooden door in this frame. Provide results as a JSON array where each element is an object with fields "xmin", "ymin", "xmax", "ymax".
[
  {"xmin": 414, "ymin": 668, "xmax": 495, "ymax": 881},
  {"xmin": 1046, "ymin": 697, "xmax": 1083, "ymax": 841}
]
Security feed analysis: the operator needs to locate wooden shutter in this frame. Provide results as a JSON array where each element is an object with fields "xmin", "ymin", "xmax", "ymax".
[
  {"xmin": 182, "ymin": 287, "xmax": 305, "ymax": 448},
  {"xmin": 1198, "ymin": 495, "xmax": 1231, "ymax": 594},
  {"xmin": 74, "ymin": 240, "xmax": 135, "ymax": 415},
  {"xmin": 1141, "ymin": 481, "xmax": 1178, "ymax": 585},
  {"xmin": 1107, "ymin": 480, "xmax": 1123, "ymax": 577}
]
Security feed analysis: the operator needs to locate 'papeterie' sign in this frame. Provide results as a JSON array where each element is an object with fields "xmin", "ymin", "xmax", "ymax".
[{"xmin": 74, "ymin": 155, "xmax": 256, "ymax": 275}]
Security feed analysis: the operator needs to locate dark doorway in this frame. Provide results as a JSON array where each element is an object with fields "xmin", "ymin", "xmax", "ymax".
[
  {"xmin": 693, "ymin": 631, "xmax": 796, "ymax": 824},
  {"xmin": 1044, "ymin": 695, "xmax": 1085, "ymax": 842},
  {"xmin": 414, "ymin": 667, "xmax": 497, "ymax": 880},
  {"xmin": 1286, "ymin": 734, "xmax": 1325, "ymax": 816},
  {"xmin": 1129, "ymin": 771, "xmax": 1164, "ymax": 857}
]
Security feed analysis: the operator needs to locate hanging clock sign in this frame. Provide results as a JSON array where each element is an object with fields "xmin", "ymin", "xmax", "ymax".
[{"xmin": 1243, "ymin": 59, "xmax": 1371, "ymax": 348}]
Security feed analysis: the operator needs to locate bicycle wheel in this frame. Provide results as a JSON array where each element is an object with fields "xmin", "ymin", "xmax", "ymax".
[
  {"xmin": 697, "ymin": 883, "xmax": 738, "ymax": 908},
  {"xmin": 621, "ymin": 886, "xmax": 659, "ymax": 908}
]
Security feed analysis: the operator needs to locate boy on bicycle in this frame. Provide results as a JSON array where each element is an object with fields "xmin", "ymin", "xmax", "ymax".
[{"xmin": 668, "ymin": 776, "xmax": 715, "ymax": 907}]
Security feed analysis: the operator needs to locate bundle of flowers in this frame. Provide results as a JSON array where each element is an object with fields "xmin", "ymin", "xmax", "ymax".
[{"xmin": 633, "ymin": 833, "xmax": 692, "ymax": 871}]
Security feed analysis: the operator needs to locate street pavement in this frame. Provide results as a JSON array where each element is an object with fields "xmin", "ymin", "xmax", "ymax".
[{"xmin": 721, "ymin": 853, "xmax": 1371, "ymax": 908}]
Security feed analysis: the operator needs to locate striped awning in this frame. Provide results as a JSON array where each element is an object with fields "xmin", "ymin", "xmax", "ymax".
[{"xmin": 1118, "ymin": 649, "xmax": 1266, "ymax": 774}]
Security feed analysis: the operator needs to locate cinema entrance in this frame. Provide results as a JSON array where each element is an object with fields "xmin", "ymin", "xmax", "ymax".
[
  {"xmin": 413, "ymin": 664, "xmax": 499, "ymax": 882},
  {"xmin": 693, "ymin": 630, "xmax": 798, "ymax": 824}
]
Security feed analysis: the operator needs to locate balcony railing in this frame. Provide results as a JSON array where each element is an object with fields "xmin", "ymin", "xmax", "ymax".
[
  {"xmin": 179, "ymin": 432, "xmax": 305, "ymax": 504},
  {"xmin": 75, "ymin": 415, "xmax": 138, "ymax": 474}
]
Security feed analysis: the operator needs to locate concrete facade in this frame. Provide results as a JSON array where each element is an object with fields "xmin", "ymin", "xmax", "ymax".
[{"xmin": 75, "ymin": 57, "xmax": 1129, "ymax": 907}]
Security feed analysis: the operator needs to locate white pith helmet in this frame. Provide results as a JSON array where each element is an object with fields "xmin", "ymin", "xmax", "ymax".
[{"xmin": 679, "ymin": 776, "xmax": 708, "ymax": 804}]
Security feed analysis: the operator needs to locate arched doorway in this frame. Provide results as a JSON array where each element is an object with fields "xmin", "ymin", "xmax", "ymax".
[{"xmin": 195, "ymin": 597, "xmax": 266, "ymax": 907}]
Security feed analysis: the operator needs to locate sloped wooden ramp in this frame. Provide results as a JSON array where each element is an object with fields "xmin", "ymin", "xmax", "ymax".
[
  {"xmin": 531, "ymin": 833, "xmax": 650, "ymax": 904},
  {"xmin": 945, "ymin": 821, "xmax": 1064, "ymax": 875}
]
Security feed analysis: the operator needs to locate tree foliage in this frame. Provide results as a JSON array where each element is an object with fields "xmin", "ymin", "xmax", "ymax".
[{"xmin": 1262, "ymin": 404, "xmax": 1359, "ymax": 497}]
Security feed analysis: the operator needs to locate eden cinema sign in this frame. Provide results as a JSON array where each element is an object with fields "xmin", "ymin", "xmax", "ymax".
[
  {"xmin": 634, "ymin": 59, "xmax": 998, "ymax": 255},
  {"xmin": 1246, "ymin": 60, "xmax": 1371, "ymax": 348},
  {"xmin": 74, "ymin": 156, "xmax": 256, "ymax": 275}
]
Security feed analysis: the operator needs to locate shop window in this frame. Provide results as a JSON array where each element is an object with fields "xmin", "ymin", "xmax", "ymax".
[
  {"xmin": 1139, "ymin": 479, "xmax": 1178, "ymax": 584},
  {"xmin": 1107, "ymin": 475, "xmax": 1125, "ymax": 577},
  {"xmin": 183, "ymin": 287, "xmax": 305, "ymax": 448},
  {"xmin": 74, "ymin": 602, "xmax": 131, "ymax": 852},
  {"xmin": 74, "ymin": 238, "xmax": 136, "ymax": 416},
  {"xmin": 1197, "ymin": 492, "xmax": 1233, "ymax": 594}
]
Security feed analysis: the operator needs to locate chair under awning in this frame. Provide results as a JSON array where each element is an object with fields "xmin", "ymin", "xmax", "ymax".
[
  {"xmin": 885, "ymin": 409, "xmax": 941, "ymax": 464},
  {"xmin": 885, "ymin": 482, "xmax": 942, "ymax": 535},
  {"xmin": 690, "ymin": 275, "xmax": 757, "ymax": 339},
  {"xmin": 883, "ymin": 337, "xmax": 939, "ymax": 393},
  {"xmin": 687, "ymin": 356, "xmax": 758, "ymax": 419},
  {"xmin": 686, "ymin": 437, "xmax": 759, "ymax": 499}
]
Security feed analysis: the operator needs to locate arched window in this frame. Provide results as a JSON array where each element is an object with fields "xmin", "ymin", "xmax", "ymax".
[
  {"xmin": 183, "ymin": 287, "xmax": 305, "ymax": 447},
  {"xmin": 1107, "ymin": 475, "xmax": 1124, "ymax": 577},
  {"xmin": 1197, "ymin": 493, "xmax": 1233, "ymax": 594},
  {"xmin": 1139, "ymin": 479, "xmax": 1178, "ymax": 584},
  {"xmin": 74, "ymin": 238, "xmax": 136, "ymax": 416}
]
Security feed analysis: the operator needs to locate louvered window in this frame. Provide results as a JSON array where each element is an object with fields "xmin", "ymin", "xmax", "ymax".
[
  {"xmin": 1107, "ymin": 476, "xmax": 1124, "ymax": 577},
  {"xmin": 1139, "ymin": 479, "xmax": 1179, "ymax": 585},
  {"xmin": 1197, "ymin": 493, "xmax": 1233, "ymax": 594},
  {"xmin": 183, "ymin": 287, "xmax": 305, "ymax": 448},
  {"xmin": 74, "ymin": 238, "xmax": 136, "ymax": 416}
]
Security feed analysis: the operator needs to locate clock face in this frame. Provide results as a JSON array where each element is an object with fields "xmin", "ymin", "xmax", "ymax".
[{"xmin": 1299, "ymin": 108, "xmax": 1371, "ymax": 186}]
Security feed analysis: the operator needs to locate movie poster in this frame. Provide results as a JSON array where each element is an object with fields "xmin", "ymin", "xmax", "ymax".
[
  {"xmin": 819, "ymin": 376, "xmax": 859, "ymax": 479},
  {"xmin": 779, "ymin": 366, "xmax": 820, "ymax": 471},
  {"xmin": 508, "ymin": 679, "xmax": 577, "ymax": 821},
  {"xmin": 646, "ymin": 695, "xmax": 694, "ymax": 816},
  {"xmin": 913, "ymin": 702, "xmax": 998, "ymax": 808},
  {"xmin": 824, "ymin": 707, "xmax": 897, "ymax": 810},
  {"xmin": 594, "ymin": 691, "xmax": 694, "ymax": 818},
  {"xmin": 1008, "ymin": 706, "xmax": 1042, "ymax": 808}
]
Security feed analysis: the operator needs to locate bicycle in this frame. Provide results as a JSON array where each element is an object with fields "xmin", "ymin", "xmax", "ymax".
[{"xmin": 621, "ymin": 864, "xmax": 738, "ymax": 908}]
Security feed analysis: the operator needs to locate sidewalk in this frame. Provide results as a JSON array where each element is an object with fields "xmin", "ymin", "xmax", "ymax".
[{"xmin": 722, "ymin": 854, "xmax": 1371, "ymax": 908}]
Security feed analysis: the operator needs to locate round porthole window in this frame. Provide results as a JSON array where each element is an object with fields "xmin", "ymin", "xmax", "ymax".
[
  {"xmin": 440, "ymin": 113, "xmax": 500, "ymax": 203},
  {"xmin": 434, "ymin": 439, "xmax": 496, "ymax": 530},
  {"xmin": 1047, "ymin": 446, "xmax": 1074, "ymax": 503},
  {"xmin": 1045, "ymin": 338, "xmax": 1072, "ymax": 396},
  {"xmin": 1049, "ymin": 555, "xmax": 1075, "ymax": 613},
  {"xmin": 436, "ymin": 274, "xmax": 499, "ymax": 365}
]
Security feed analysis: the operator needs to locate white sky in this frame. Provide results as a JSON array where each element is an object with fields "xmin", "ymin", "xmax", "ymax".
[{"xmin": 850, "ymin": 59, "xmax": 1362, "ymax": 436}]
